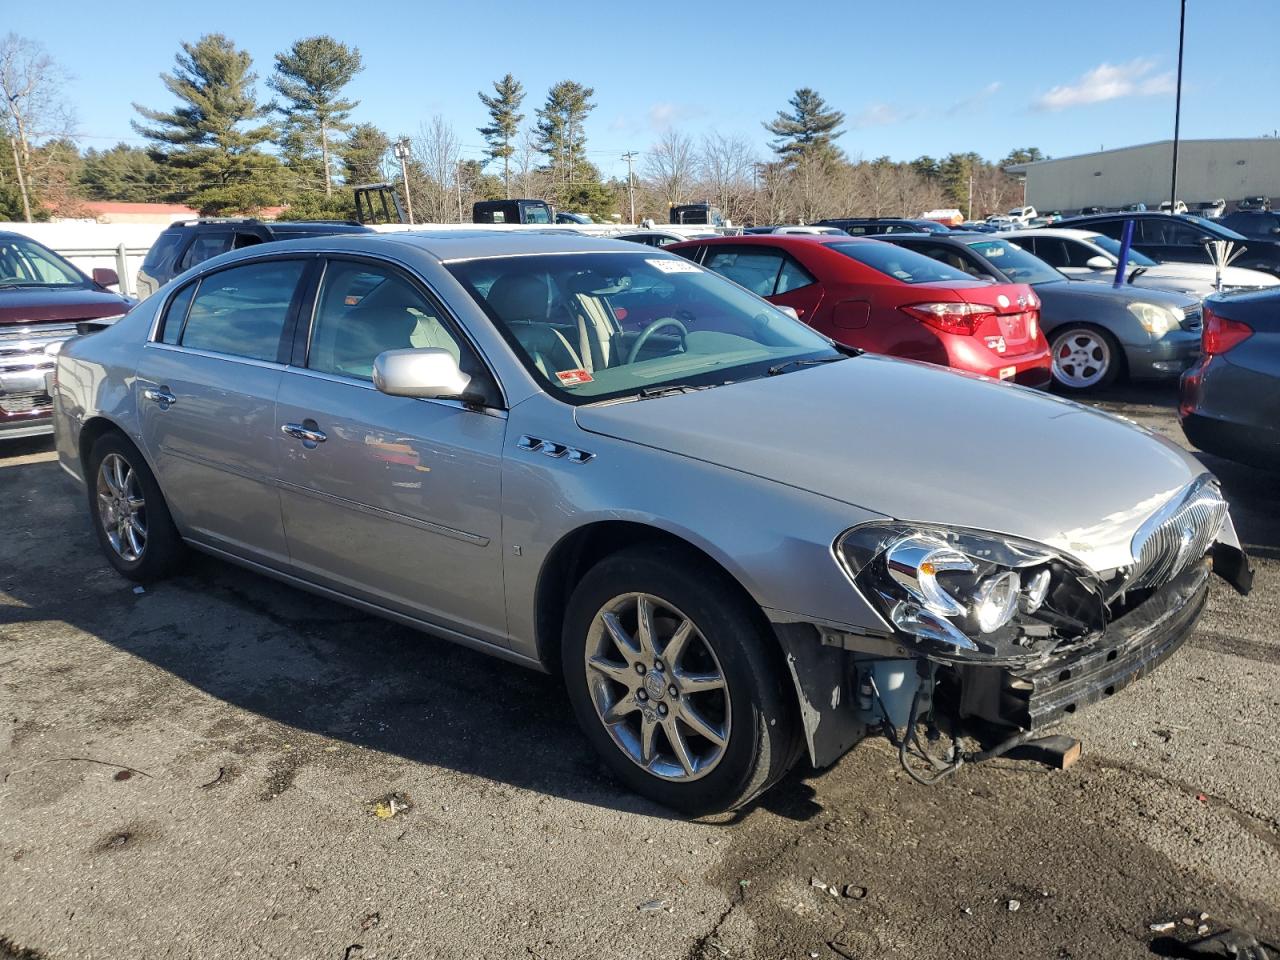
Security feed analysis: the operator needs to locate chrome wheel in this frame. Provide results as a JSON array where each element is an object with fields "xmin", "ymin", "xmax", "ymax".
[
  {"xmin": 584, "ymin": 593, "xmax": 731, "ymax": 782},
  {"xmin": 96, "ymin": 452, "xmax": 147, "ymax": 562},
  {"xmin": 1052, "ymin": 328, "xmax": 1112, "ymax": 389}
]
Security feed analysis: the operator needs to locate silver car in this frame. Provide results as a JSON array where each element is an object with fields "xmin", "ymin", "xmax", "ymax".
[{"xmin": 52, "ymin": 232, "xmax": 1251, "ymax": 814}]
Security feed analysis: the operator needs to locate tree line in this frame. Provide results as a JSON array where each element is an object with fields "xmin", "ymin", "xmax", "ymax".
[{"xmin": 0, "ymin": 31, "xmax": 1045, "ymax": 224}]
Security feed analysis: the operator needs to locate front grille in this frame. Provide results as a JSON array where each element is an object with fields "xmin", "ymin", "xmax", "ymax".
[
  {"xmin": 0, "ymin": 390, "xmax": 52, "ymax": 416},
  {"xmin": 1181, "ymin": 305, "xmax": 1202, "ymax": 331},
  {"xmin": 0, "ymin": 323, "xmax": 80, "ymax": 373},
  {"xmin": 1127, "ymin": 477, "xmax": 1226, "ymax": 591}
]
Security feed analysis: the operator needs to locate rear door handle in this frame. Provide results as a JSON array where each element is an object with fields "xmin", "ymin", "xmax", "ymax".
[
  {"xmin": 281, "ymin": 422, "xmax": 327, "ymax": 445},
  {"xmin": 143, "ymin": 387, "xmax": 177, "ymax": 407}
]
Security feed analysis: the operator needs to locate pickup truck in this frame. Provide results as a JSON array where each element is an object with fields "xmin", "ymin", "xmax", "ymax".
[{"xmin": 1, "ymin": 231, "xmax": 133, "ymax": 440}]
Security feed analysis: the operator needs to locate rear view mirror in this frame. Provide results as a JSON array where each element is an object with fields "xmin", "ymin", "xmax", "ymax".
[
  {"xmin": 92, "ymin": 267, "xmax": 119, "ymax": 287},
  {"xmin": 373, "ymin": 348, "xmax": 471, "ymax": 400},
  {"xmin": 1085, "ymin": 255, "xmax": 1112, "ymax": 269},
  {"xmin": 775, "ymin": 304, "xmax": 800, "ymax": 321}
]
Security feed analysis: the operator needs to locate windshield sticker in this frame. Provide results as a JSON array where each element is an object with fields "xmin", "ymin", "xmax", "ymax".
[
  {"xmin": 555, "ymin": 368, "xmax": 594, "ymax": 386},
  {"xmin": 646, "ymin": 258, "xmax": 701, "ymax": 274}
]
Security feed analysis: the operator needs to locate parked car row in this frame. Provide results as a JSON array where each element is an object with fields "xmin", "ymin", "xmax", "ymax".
[{"xmin": 50, "ymin": 230, "xmax": 1253, "ymax": 814}]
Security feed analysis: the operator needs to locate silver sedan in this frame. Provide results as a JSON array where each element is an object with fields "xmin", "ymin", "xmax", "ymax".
[{"xmin": 52, "ymin": 231, "xmax": 1251, "ymax": 814}]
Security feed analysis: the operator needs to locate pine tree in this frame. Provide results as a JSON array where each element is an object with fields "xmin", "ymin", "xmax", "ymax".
[
  {"xmin": 81, "ymin": 144, "xmax": 164, "ymax": 202},
  {"xmin": 269, "ymin": 36, "xmax": 363, "ymax": 198},
  {"xmin": 763, "ymin": 88, "xmax": 845, "ymax": 167},
  {"xmin": 340, "ymin": 123, "xmax": 390, "ymax": 185},
  {"xmin": 132, "ymin": 34, "xmax": 281, "ymax": 215},
  {"xmin": 477, "ymin": 73, "xmax": 524, "ymax": 198},
  {"xmin": 534, "ymin": 80, "xmax": 596, "ymax": 196}
]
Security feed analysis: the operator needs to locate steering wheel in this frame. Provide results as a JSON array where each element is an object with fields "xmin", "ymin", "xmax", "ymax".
[{"xmin": 627, "ymin": 317, "xmax": 689, "ymax": 365}]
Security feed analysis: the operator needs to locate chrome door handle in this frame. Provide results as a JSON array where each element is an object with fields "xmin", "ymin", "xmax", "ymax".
[
  {"xmin": 143, "ymin": 387, "xmax": 177, "ymax": 407},
  {"xmin": 281, "ymin": 422, "xmax": 327, "ymax": 444}
]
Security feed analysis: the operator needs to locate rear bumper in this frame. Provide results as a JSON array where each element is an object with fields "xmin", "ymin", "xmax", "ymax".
[
  {"xmin": 1179, "ymin": 354, "xmax": 1280, "ymax": 468},
  {"xmin": 944, "ymin": 339, "xmax": 1054, "ymax": 388},
  {"xmin": 954, "ymin": 563, "xmax": 1211, "ymax": 731}
]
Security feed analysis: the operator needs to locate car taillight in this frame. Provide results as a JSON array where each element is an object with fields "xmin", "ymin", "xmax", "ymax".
[
  {"xmin": 1201, "ymin": 305, "xmax": 1252, "ymax": 356},
  {"xmin": 900, "ymin": 301, "xmax": 994, "ymax": 336},
  {"xmin": 1028, "ymin": 311, "xmax": 1039, "ymax": 340}
]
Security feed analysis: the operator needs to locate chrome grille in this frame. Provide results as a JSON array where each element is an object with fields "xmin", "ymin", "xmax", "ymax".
[
  {"xmin": 0, "ymin": 390, "xmax": 52, "ymax": 415},
  {"xmin": 0, "ymin": 323, "xmax": 80, "ymax": 373},
  {"xmin": 1128, "ymin": 477, "xmax": 1226, "ymax": 591},
  {"xmin": 1181, "ymin": 305, "xmax": 1202, "ymax": 331}
]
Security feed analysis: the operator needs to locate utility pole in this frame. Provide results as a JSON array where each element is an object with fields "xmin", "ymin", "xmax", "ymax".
[
  {"xmin": 394, "ymin": 138, "xmax": 415, "ymax": 225},
  {"xmin": 622, "ymin": 151, "xmax": 638, "ymax": 224},
  {"xmin": 967, "ymin": 173, "xmax": 974, "ymax": 221},
  {"xmin": 1170, "ymin": 0, "xmax": 1187, "ymax": 211},
  {"xmin": 456, "ymin": 160, "xmax": 464, "ymax": 223}
]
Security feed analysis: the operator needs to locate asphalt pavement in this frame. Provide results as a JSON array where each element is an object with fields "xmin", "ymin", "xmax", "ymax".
[{"xmin": 1, "ymin": 385, "xmax": 1277, "ymax": 960}]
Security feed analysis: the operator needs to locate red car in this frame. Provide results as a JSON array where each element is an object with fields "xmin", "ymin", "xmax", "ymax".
[{"xmin": 667, "ymin": 234, "xmax": 1052, "ymax": 386}]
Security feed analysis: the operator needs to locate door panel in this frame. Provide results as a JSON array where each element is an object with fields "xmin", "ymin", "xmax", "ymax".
[
  {"xmin": 135, "ymin": 344, "xmax": 288, "ymax": 563},
  {"xmin": 275, "ymin": 375, "xmax": 508, "ymax": 643}
]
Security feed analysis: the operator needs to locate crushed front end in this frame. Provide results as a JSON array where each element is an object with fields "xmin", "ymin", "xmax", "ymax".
[{"xmin": 774, "ymin": 475, "xmax": 1251, "ymax": 781}]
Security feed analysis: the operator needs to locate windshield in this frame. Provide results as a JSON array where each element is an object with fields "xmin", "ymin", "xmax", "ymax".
[
  {"xmin": 1087, "ymin": 235, "xmax": 1156, "ymax": 266},
  {"xmin": 0, "ymin": 235, "xmax": 86, "ymax": 287},
  {"xmin": 827, "ymin": 241, "xmax": 973, "ymax": 283},
  {"xmin": 446, "ymin": 252, "xmax": 840, "ymax": 403},
  {"xmin": 962, "ymin": 238, "xmax": 1062, "ymax": 285}
]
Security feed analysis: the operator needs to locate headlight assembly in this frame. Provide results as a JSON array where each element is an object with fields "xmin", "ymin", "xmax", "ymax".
[
  {"xmin": 836, "ymin": 522, "xmax": 1108, "ymax": 664},
  {"xmin": 1127, "ymin": 302, "xmax": 1178, "ymax": 337}
]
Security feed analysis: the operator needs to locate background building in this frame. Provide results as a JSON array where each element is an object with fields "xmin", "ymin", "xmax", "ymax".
[{"xmin": 1005, "ymin": 138, "xmax": 1280, "ymax": 213}]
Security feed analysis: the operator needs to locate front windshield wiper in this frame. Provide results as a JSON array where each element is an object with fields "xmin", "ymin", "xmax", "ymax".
[
  {"xmin": 636, "ymin": 383, "xmax": 716, "ymax": 400},
  {"xmin": 766, "ymin": 355, "xmax": 845, "ymax": 377}
]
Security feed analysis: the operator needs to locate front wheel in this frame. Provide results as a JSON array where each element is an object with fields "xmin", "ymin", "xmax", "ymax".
[
  {"xmin": 1050, "ymin": 324, "xmax": 1122, "ymax": 392},
  {"xmin": 562, "ymin": 545, "xmax": 799, "ymax": 815}
]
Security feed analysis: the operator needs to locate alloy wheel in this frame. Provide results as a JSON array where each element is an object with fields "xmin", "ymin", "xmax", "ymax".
[
  {"xmin": 1052, "ymin": 329, "xmax": 1112, "ymax": 389},
  {"xmin": 584, "ymin": 592, "xmax": 731, "ymax": 782},
  {"xmin": 96, "ymin": 453, "xmax": 147, "ymax": 562}
]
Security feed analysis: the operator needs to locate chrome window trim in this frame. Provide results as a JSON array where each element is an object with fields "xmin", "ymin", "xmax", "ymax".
[
  {"xmin": 142, "ymin": 340, "xmax": 287, "ymax": 372},
  {"xmin": 280, "ymin": 364, "xmax": 508, "ymax": 419}
]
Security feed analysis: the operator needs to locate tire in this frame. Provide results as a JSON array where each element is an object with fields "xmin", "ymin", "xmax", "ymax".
[
  {"xmin": 86, "ymin": 431, "xmax": 186, "ymax": 582},
  {"xmin": 561, "ymin": 544, "xmax": 800, "ymax": 815},
  {"xmin": 1050, "ymin": 324, "xmax": 1123, "ymax": 392}
]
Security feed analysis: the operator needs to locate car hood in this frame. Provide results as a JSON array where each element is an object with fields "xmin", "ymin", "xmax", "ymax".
[
  {"xmin": 1034, "ymin": 278, "xmax": 1197, "ymax": 309},
  {"xmin": 1138, "ymin": 262, "xmax": 1279, "ymax": 288},
  {"xmin": 575, "ymin": 355, "xmax": 1204, "ymax": 573},
  {"xmin": 0, "ymin": 287, "xmax": 133, "ymax": 325}
]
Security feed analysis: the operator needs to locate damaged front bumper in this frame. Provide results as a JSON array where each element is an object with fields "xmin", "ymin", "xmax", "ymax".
[{"xmin": 773, "ymin": 540, "xmax": 1250, "ymax": 771}]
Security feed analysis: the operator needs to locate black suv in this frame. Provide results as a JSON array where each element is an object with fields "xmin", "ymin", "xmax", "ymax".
[
  {"xmin": 814, "ymin": 217, "xmax": 950, "ymax": 235},
  {"xmin": 1056, "ymin": 211, "xmax": 1280, "ymax": 277},
  {"xmin": 1220, "ymin": 209, "xmax": 1280, "ymax": 240},
  {"xmin": 135, "ymin": 219, "xmax": 373, "ymax": 298}
]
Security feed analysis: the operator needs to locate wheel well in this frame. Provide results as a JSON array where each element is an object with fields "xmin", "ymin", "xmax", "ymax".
[
  {"xmin": 534, "ymin": 521, "xmax": 770, "ymax": 670},
  {"xmin": 78, "ymin": 416, "xmax": 126, "ymax": 471}
]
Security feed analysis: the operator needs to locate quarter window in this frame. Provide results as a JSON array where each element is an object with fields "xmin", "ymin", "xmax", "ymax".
[
  {"xmin": 308, "ymin": 260, "xmax": 462, "ymax": 380},
  {"xmin": 775, "ymin": 256, "xmax": 816, "ymax": 294},
  {"xmin": 179, "ymin": 259, "xmax": 305, "ymax": 362},
  {"xmin": 159, "ymin": 281, "xmax": 197, "ymax": 344}
]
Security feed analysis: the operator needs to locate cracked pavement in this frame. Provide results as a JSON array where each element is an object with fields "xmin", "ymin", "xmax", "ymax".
[{"xmin": 1, "ymin": 386, "xmax": 1277, "ymax": 959}]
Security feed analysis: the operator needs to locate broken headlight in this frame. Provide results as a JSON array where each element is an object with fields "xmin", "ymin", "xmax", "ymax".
[{"xmin": 836, "ymin": 522, "xmax": 1108, "ymax": 664}]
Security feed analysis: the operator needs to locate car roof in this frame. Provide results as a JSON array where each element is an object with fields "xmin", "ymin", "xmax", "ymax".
[
  {"xmin": 1005, "ymin": 227, "xmax": 1102, "ymax": 241},
  {"xmin": 230, "ymin": 229, "xmax": 662, "ymax": 261}
]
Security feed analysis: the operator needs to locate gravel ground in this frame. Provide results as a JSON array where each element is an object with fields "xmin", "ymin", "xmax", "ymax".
[{"xmin": 1, "ymin": 385, "xmax": 1277, "ymax": 960}]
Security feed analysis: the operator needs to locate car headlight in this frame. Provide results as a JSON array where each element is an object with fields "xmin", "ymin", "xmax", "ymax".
[
  {"xmin": 836, "ymin": 522, "xmax": 1107, "ymax": 664},
  {"xmin": 1127, "ymin": 302, "xmax": 1179, "ymax": 337}
]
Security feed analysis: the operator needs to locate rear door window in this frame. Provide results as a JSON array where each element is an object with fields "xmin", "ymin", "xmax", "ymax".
[
  {"xmin": 178, "ymin": 230, "xmax": 233, "ymax": 271},
  {"xmin": 703, "ymin": 247, "xmax": 785, "ymax": 296},
  {"xmin": 159, "ymin": 281, "xmax": 197, "ymax": 344},
  {"xmin": 179, "ymin": 259, "xmax": 306, "ymax": 362}
]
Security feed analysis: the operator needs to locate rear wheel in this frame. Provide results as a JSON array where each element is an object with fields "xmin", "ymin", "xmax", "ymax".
[
  {"xmin": 87, "ymin": 432, "xmax": 185, "ymax": 582},
  {"xmin": 1050, "ymin": 325, "xmax": 1122, "ymax": 392},
  {"xmin": 562, "ymin": 545, "xmax": 799, "ymax": 815}
]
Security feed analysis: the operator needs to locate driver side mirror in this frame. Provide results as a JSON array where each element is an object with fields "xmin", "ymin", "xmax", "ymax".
[
  {"xmin": 92, "ymin": 267, "xmax": 119, "ymax": 287},
  {"xmin": 373, "ymin": 348, "xmax": 473, "ymax": 400},
  {"xmin": 1085, "ymin": 255, "xmax": 1112, "ymax": 269},
  {"xmin": 775, "ymin": 304, "xmax": 800, "ymax": 321}
]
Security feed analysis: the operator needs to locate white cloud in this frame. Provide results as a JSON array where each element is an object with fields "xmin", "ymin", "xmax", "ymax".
[
  {"xmin": 851, "ymin": 103, "xmax": 913, "ymax": 129},
  {"xmin": 1033, "ymin": 58, "xmax": 1175, "ymax": 111},
  {"xmin": 947, "ymin": 82, "xmax": 1001, "ymax": 116},
  {"xmin": 646, "ymin": 102, "xmax": 706, "ymax": 130}
]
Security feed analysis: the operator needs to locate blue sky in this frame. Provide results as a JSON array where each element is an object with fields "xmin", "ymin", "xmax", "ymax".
[{"xmin": 8, "ymin": 0, "xmax": 1278, "ymax": 179}]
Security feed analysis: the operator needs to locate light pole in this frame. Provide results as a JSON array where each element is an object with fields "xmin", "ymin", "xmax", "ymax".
[
  {"xmin": 1170, "ymin": 0, "xmax": 1187, "ymax": 211},
  {"xmin": 393, "ymin": 138, "xmax": 415, "ymax": 225},
  {"xmin": 622, "ymin": 151, "xmax": 638, "ymax": 224}
]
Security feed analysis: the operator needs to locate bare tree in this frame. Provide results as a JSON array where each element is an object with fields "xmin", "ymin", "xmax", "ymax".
[
  {"xmin": 697, "ymin": 132, "xmax": 755, "ymax": 225},
  {"xmin": 644, "ymin": 128, "xmax": 696, "ymax": 210},
  {"xmin": 0, "ymin": 33, "xmax": 73, "ymax": 221},
  {"xmin": 411, "ymin": 115, "xmax": 461, "ymax": 223}
]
